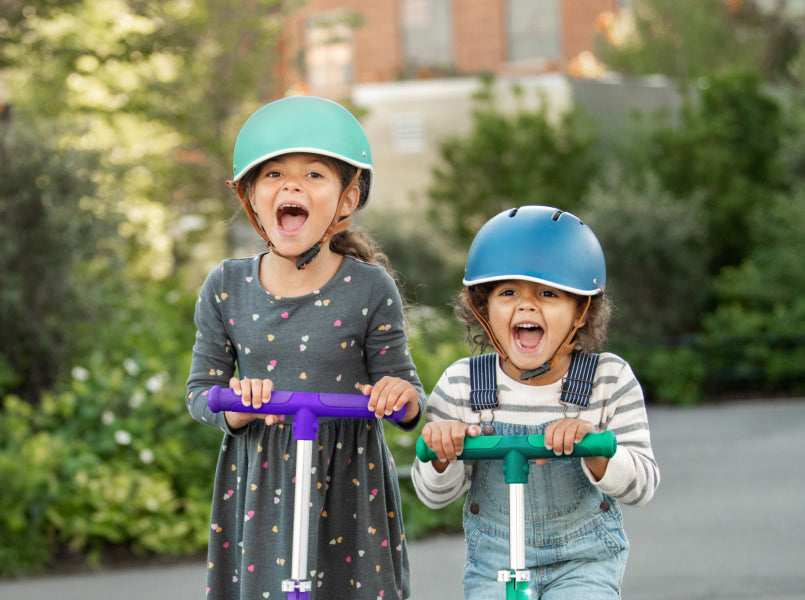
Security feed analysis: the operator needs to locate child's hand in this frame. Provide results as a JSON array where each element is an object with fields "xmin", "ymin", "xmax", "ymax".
[
  {"xmin": 363, "ymin": 376, "xmax": 420, "ymax": 423},
  {"xmin": 225, "ymin": 377, "xmax": 281, "ymax": 429},
  {"xmin": 421, "ymin": 420, "xmax": 482, "ymax": 469},
  {"xmin": 541, "ymin": 418, "xmax": 595, "ymax": 459},
  {"xmin": 537, "ymin": 418, "xmax": 609, "ymax": 480}
]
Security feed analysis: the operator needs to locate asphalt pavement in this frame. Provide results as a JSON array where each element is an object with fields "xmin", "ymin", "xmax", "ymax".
[{"xmin": 2, "ymin": 398, "xmax": 804, "ymax": 599}]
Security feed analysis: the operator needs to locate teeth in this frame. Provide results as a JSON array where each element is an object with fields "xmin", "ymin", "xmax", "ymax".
[{"xmin": 517, "ymin": 324, "xmax": 539, "ymax": 329}]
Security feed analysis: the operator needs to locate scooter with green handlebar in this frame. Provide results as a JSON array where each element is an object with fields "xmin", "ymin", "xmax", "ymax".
[{"xmin": 416, "ymin": 431, "xmax": 617, "ymax": 599}]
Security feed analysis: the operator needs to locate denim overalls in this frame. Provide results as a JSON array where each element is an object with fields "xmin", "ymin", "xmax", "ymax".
[{"xmin": 462, "ymin": 354, "xmax": 629, "ymax": 599}]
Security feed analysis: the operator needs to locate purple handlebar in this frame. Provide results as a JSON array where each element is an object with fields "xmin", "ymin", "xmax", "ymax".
[{"xmin": 206, "ymin": 385, "xmax": 406, "ymax": 440}]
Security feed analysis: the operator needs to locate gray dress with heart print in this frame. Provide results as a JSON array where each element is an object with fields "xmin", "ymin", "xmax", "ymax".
[{"xmin": 186, "ymin": 253, "xmax": 425, "ymax": 599}]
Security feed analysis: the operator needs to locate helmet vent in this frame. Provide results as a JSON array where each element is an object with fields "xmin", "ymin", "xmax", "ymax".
[
  {"xmin": 508, "ymin": 208, "xmax": 519, "ymax": 218},
  {"xmin": 551, "ymin": 210, "xmax": 563, "ymax": 221}
]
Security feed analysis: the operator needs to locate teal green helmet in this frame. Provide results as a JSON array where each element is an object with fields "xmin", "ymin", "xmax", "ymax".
[{"xmin": 231, "ymin": 96, "xmax": 373, "ymax": 206}]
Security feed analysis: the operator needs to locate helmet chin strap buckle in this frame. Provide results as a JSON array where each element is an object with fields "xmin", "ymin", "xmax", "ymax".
[
  {"xmin": 520, "ymin": 363, "xmax": 551, "ymax": 381},
  {"xmin": 294, "ymin": 243, "xmax": 321, "ymax": 270}
]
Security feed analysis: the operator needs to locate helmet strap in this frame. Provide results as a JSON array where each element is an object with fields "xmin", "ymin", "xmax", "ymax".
[
  {"xmin": 520, "ymin": 296, "xmax": 591, "ymax": 381},
  {"xmin": 464, "ymin": 288, "xmax": 513, "ymax": 364},
  {"xmin": 464, "ymin": 288, "xmax": 592, "ymax": 382},
  {"xmin": 230, "ymin": 179, "xmax": 272, "ymax": 246},
  {"xmin": 228, "ymin": 169, "xmax": 361, "ymax": 271}
]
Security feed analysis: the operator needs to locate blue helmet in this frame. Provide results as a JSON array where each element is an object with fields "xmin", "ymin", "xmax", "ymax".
[{"xmin": 463, "ymin": 206, "xmax": 606, "ymax": 295}]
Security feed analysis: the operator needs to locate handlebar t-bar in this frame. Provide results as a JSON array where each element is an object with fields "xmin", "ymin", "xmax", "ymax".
[
  {"xmin": 206, "ymin": 385, "xmax": 405, "ymax": 440},
  {"xmin": 416, "ymin": 431, "xmax": 617, "ymax": 463}
]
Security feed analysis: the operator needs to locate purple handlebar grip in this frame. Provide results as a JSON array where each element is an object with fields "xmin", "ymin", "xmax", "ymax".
[{"xmin": 206, "ymin": 385, "xmax": 406, "ymax": 440}]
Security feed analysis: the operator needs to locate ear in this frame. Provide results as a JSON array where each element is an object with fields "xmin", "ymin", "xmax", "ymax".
[
  {"xmin": 574, "ymin": 296, "xmax": 591, "ymax": 328},
  {"xmin": 338, "ymin": 182, "xmax": 361, "ymax": 218}
]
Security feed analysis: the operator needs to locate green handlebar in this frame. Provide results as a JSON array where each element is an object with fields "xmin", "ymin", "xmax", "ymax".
[
  {"xmin": 416, "ymin": 431, "xmax": 616, "ymax": 463},
  {"xmin": 416, "ymin": 431, "xmax": 616, "ymax": 484}
]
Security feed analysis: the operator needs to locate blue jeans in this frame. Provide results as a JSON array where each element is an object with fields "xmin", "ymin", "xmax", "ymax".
[{"xmin": 462, "ymin": 421, "xmax": 629, "ymax": 599}]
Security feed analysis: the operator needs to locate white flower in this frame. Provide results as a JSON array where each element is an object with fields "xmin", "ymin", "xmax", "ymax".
[
  {"xmin": 145, "ymin": 373, "xmax": 166, "ymax": 393},
  {"xmin": 129, "ymin": 390, "xmax": 145, "ymax": 408},
  {"xmin": 102, "ymin": 411, "xmax": 115, "ymax": 425},
  {"xmin": 114, "ymin": 430, "xmax": 132, "ymax": 445},
  {"xmin": 123, "ymin": 358, "xmax": 140, "ymax": 376},
  {"xmin": 71, "ymin": 366, "xmax": 90, "ymax": 381},
  {"xmin": 139, "ymin": 449, "xmax": 154, "ymax": 464}
]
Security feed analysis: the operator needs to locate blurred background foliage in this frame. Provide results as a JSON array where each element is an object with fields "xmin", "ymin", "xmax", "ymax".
[{"xmin": 2, "ymin": 0, "xmax": 805, "ymax": 577}]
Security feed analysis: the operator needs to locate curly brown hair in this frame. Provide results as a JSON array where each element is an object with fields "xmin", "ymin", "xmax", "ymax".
[{"xmin": 453, "ymin": 283, "xmax": 612, "ymax": 355}]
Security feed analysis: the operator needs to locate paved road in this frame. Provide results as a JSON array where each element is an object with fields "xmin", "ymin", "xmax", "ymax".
[{"xmin": 2, "ymin": 399, "xmax": 804, "ymax": 599}]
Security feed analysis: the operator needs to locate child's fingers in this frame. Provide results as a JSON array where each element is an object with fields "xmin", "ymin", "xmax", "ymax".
[
  {"xmin": 439, "ymin": 425, "xmax": 467, "ymax": 462},
  {"xmin": 233, "ymin": 378, "xmax": 273, "ymax": 409},
  {"xmin": 466, "ymin": 424, "xmax": 482, "ymax": 437},
  {"xmin": 250, "ymin": 378, "xmax": 273, "ymax": 410},
  {"xmin": 544, "ymin": 420, "xmax": 593, "ymax": 456},
  {"xmin": 366, "ymin": 377, "xmax": 411, "ymax": 418},
  {"xmin": 560, "ymin": 425, "xmax": 581, "ymax": 455},
  {"xmin": 422, "ymin": 423, "xmax": 461, "ymax": 462}
]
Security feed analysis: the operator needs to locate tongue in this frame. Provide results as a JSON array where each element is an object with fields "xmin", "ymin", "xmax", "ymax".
[
  {"xmin": 516, "ymin": 327, "xmax": 543, "ymax": 350},
  {"xmin": 279, "ymin": 211, "xmax": 307, "ymax": 232}
]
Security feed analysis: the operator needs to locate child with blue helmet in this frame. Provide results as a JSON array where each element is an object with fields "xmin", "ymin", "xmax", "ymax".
[{"xmin": 412, "ymin": 205, "xmax": 659, "ymax": 599}]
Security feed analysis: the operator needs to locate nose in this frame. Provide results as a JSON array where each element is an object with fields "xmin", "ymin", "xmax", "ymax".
[
  {"xmin": 282, "ymin": 179, "xmax": 302, "ymax": 192},
  {"xmin": 517, "ymin": 293, "xmax": 540, "ymax": 311}
]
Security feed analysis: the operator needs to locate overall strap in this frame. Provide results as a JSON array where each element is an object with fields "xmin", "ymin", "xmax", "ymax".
[
  {"xmin": 469, "ymin": 353, "xmax": 499, "ymax": 411},
  {"xmin": 560, "ymin": 352, "xmax": 600, "ymax": 409}
]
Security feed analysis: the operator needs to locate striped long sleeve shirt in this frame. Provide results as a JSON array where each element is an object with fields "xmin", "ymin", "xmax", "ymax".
[{"xmin": 411, "ymin": 352, "xmax": 659, "ymax": 509}]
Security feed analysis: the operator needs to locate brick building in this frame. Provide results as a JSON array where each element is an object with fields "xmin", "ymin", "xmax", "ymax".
[{"xmin": 277, "ymin": 0, "xmax": 621, "ymax": 97}]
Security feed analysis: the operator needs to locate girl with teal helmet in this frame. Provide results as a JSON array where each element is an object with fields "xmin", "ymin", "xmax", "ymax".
[
  {"xmin": 412, "ymin": 205, "xmax": 659, "ymax": 600},
  {"xmin": 228, "ymin": 95, "xmax": 375, "ymax": 269},
  {"xmin": 187, "ymin": 96, "xmax": 425, "ymax": 599}
]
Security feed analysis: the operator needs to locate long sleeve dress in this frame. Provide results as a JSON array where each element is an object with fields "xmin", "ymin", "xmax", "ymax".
[{"xmin": 186, "ymin": 253, "xmax": 425, "ymax": 600}]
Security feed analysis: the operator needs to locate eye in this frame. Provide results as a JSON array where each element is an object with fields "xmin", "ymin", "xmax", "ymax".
[{"xmin": 260, "ymin": 165, "xmax": 281, "ymax": 178}]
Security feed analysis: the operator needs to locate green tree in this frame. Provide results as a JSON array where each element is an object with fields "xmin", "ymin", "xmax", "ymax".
[
  {"xmin": 1, "ymin": 0, "xmax": 286, "ymax": 282},
  {"xmin": 617, "ymin": 71, "xmax": 787, "ymax": 274},
  {"xmin": 427, "ymin": 76, "xmax": 600, "ymax": 247},
  {"xmin": 702, "ymin": 190, "xmax": 805, "ymax": 393},
  {"xmin": 0, "ymin": 121, "xmax": 115, "ymax": 402},
  {"xmin": 0, "ymin": 0, "xmax": 289, "ymax": 401},
  {"xmin": 598, "ymin": 0, "xmax": 800, "ymax": 83},
  {"xmin": 583, "ymin": 168, "xmax": 711, "ymax": 340}
]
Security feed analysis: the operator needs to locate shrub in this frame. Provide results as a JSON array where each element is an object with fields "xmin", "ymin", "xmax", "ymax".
[{"xmin": 0, "ymin": 283, "xmax": 222, "ymax": 576}]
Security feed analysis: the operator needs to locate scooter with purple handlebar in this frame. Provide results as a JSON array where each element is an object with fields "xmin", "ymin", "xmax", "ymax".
[{"xmin": 207, "ymin": 385, "xmax": 405, "ymax": 600}]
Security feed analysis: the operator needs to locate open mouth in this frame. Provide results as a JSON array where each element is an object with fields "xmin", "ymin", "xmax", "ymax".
[
  {"xmin": 276, "ymin": 204, "xmax": 309, "ymax": 233},
  {"xmin": 513, "ymin": 323, "xmax": 544, "ymax": 351}
]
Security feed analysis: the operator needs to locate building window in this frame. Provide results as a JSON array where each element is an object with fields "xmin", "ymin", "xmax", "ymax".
[
  {"xmin": 401, "ymin": 0, "xmax": 453, "ymax": 73},
  {"xmin": 305, "ymin": 13, "xmax": 356, "ymax": 96},
  {"xmin": 391, "ymin": 112, "xmax": 426, "ymax": 154},
  {"xmin": 506, "ymin": 0, "xmax": 560, "ymax": 62}
]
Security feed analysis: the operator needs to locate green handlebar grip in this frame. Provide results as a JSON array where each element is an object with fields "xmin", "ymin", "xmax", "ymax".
[{"xmin": 415, "ymin": 430, "xmax": 617, "ymax": 463}]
